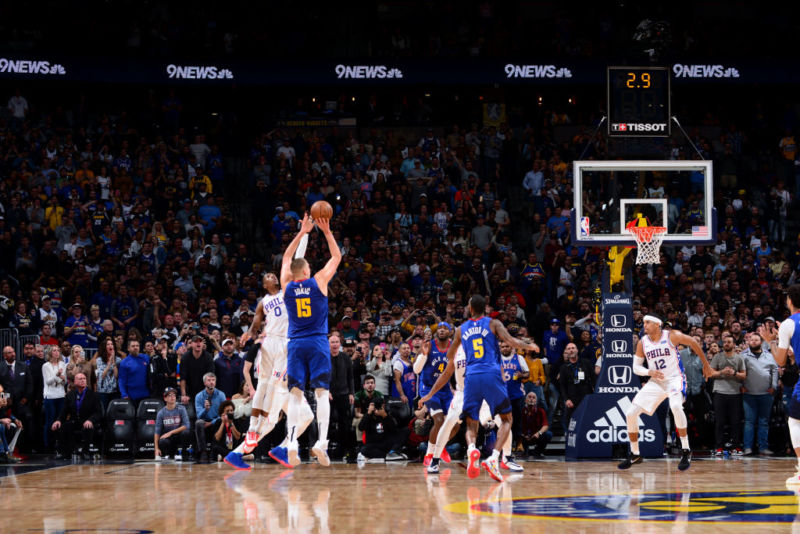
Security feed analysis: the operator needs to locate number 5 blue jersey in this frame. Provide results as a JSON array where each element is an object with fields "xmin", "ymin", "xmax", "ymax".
[
  {"xmin": 285, "ymin": 278, "xmax": 328, "ymax": 338},
  {"xmin": 461, "ymin": 316, "xmax": 502, "ymax": 376}
]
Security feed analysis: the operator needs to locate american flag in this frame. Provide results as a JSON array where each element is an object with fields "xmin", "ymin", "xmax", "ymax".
[{"xmin": 692, "ymin": 226, "xmax": 709, "ymax": 237}]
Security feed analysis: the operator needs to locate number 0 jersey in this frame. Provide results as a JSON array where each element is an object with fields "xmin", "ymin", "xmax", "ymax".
[
  {"xmin": 642, "ymin": 329, "xmax": 684, "ymax": 381},
  {"xmin": 461, "ymin": 316, "xmax": 502, "ymax": 376},
  {"xmin": 284, "ymin": 278, "xmax": 328, "ymax": 338},
  {"xmin": 260, "ymin": 291, "xmax": 288, "ymax": 338}
]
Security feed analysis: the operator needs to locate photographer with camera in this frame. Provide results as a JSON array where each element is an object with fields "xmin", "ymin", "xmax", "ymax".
[
  {"xmin": 357, "ymin": 396, "xmax": 409, "ymax": 462},
  {"xmin": 211, "ymin": 400, "xmax": 241, "ymax": 462}
]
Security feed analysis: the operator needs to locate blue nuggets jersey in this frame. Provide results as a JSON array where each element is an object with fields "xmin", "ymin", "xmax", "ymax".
[
  {"xmin": 285, "ymin": 278, "xmax": 328, "ymax": 338},
  {"xmin": 461, "ymin": 316, "xmax": 501, "ymax": 376},
  {"xmin": 420, "ymin": 340, "xmax": 450, "ymax": 395},
  {"xmin": 787, "ymin": 313, "xmax": 800, "ymax": 419},
  {"xmin": 501, "ymin": 354, "xmax": 525, "ymax": 400}
]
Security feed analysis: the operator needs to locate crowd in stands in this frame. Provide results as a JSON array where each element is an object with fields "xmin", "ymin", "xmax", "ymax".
[{"xmin": 1, "ymin": 80, "xmax": 800, "ymax": 464}]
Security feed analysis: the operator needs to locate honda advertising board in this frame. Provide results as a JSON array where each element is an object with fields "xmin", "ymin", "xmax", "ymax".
[{"xmin": 565, "ymin": 291, "xmax": 663, "ymax": 459}]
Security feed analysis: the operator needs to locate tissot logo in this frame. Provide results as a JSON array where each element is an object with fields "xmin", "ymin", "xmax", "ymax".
[
  {"xmin": 335, "ymin": 64, "xmax": 403, "ymax": 79},
  {"xmin": 166, "ymin": 64, "xmax": 233, "ymax": 80},
  {"xmin": 504, "ymin": 64, "xmax": 572, "ymax": 79},
  {"xmin": 612, "ymin": 123, "xmax": 667, "ymax": 132},
  {"xmin": 608, "ymin": 366, "xmax": 631, "ymax": 385},
  {"xmin": 610, "ymin": 315, "xmax": 626, "ymax": 328},
  {"xmin": 611, "ymin": 340, "xmax": 627, "ymax": 353},
  {"xmin": 0, "ymin": 58, "xmax": 66, "ymax": 75}
]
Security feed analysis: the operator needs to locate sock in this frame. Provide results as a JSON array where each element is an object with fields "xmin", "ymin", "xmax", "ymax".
[
  {"xmin": 426, "ymin": 442, "xmax": 435, "ymax": 456},
  {"xmin": 631, "ymin": 441, "xmax": 640, "ymax": 455},
  {"xmin": 286, "ymin": 391, "xmax": 305, "ymax": 446},
  {"xmin": 249, "ymin": 414, "xmax": 262, "ymax": 433},
  {"xmin": 491, "ymin": 449, "xmax": 500, "ymax": 461},
  {"xmin": 680, "ymin": 434, "xmax": 690, "ymax": 450},
  {"xmin": 315, "ymin": 390, "xmax": 330, "ymax": 444}
]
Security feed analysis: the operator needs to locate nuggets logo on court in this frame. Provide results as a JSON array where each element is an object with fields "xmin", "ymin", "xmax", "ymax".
[{"xmin": 450, "ymin": 490, "xmax": 800, "ymax": 523}]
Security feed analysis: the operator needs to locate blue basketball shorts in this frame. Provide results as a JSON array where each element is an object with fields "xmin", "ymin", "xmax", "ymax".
[
  {"xmin": 286, "ymin": 335, "xmax": 331, "ymax": 391},
  {"xmin": 462, "ymin": 372, "xmax": 511, "ymax": 421},
  {"xmin": 422, "ymin": 387, "xmax": 453, "ymax": 416}
]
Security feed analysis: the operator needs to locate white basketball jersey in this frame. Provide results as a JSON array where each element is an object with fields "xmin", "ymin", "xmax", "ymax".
[
  {"xmin": 642, "ymin": 330, "xmax": 683, "ymax": 380},
  {"xmin": 261, "ymin": 291, "xmax": 288, "ymax": 338},
  {"xmin": 454, "ymin": 345, "xmax": 467, "ymax": 391}
]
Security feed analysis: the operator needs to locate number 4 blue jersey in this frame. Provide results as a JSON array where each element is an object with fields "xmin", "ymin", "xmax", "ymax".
[
  {"xmin": 461, "ymin": 316, "xmax": 502, "ymax": 376},
  {"xmin": 285, "ymin": 278, "xmax": 328, "ymax": 338},
  {"xmin": 420, "ymin": 339, "xmax": 451, "ymax": 396}
]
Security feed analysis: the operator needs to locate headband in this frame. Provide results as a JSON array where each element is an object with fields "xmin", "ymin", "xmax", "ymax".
[{"xmin": 643, "ymin": 315, "xmax": 663, "ymax": 326}]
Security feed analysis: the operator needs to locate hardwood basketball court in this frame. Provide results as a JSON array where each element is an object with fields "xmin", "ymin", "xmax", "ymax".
[{"xmin": 3, "ymin": 457, "xmax": 799, "ymax": 532}]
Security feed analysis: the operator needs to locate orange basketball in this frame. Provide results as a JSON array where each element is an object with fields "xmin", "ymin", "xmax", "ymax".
[{"xmin": 310, "ymin": 200, "xmax": 333, "ymax": 220}]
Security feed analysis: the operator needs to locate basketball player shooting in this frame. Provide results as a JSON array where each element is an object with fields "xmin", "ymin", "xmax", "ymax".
[
  {"xmin": 281, "ymin": 213, "xmax": 341, "ymax": 467},
  {"xmin": 618, "ymin": 314, "xmax": 712, "ymax": 471}
]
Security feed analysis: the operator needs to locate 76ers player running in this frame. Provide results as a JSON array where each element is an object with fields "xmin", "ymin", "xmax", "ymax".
[
  {"xmin": 618, "ymin": 314, "xmax": 711, "ymax": 471},
  {"xmin": 423, "ymin": 295, "xmax": 539, "ymax": 482}
]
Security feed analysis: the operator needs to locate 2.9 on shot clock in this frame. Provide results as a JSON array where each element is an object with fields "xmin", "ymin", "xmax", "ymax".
[{"xmin": 607, "ymin": 66, "xmax": 671, "ymax": 137}]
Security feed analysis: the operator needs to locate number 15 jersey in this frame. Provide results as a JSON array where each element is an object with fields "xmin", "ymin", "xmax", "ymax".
[
  {"xmin": 461, "ymin": 316, "xmax": 502, "ymax": 376},
  {"xmin": 285, "ymin": 278, "xmax": 328, "ymax": 338}
]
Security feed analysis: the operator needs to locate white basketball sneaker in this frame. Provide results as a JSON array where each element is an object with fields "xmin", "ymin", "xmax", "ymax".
[{"xmin": 311, "ymin": 440, "xmax": 330, "ymax": 467}]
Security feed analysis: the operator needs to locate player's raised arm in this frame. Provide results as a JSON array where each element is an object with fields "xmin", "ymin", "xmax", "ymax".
[
  {"xmin": 312, "ymin": 218, "xmax": 342, "ymax": 293},
  {"xmin": 413, "ymin": 339, "xmax": 430, "ymax": 375},
  {"xmin": 241, "ymin": 303, "xmax": 265, "ymax": 345},
  {"xmin": 760, "ymin": 321, "xmax": 793, "ymax": 367},
  {"xmin": 280, "ymin": 213, "xmax": 315, "ymax": 287},
  {"xmin": 490, "ymin": 319, "xmax": 539, "ymax": 353},
  {"xmin": 670, "ymin": 329, "xmax": 712, "ymax": 377},
  {"xmin": 418, "ymin": 327, "xmax": 460, "ymax": 406}
]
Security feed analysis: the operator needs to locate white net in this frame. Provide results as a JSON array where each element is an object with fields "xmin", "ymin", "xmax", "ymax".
[{"xmin": 625, "ymin": 226, "xmax": 667, "ymax": 265}]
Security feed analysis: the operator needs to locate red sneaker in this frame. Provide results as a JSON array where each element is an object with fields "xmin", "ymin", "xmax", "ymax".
[
  {"xmin": 440, "ymin": 448, "xmax": 451, "ymax": 463},
  {"xmin": 467, "ymin": 448, "xmax": 481, "ymax": 479},
  {"xmin": 423, "ymin": 453, "xmax": 433, "ymax": 467}
]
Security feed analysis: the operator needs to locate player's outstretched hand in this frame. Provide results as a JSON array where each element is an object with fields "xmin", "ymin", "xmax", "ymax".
[
  {"xmin": 757, "ymin": 323, "xmax": 776, "ymax": 343},
  {"xmin": 300, "ymin": 212, "xmax": 314, "ymax": 234},
  {"xmin": 316, "ymin": 217, "xmax": 331, "ymax": 234},
  {"xmin": 701, "ymin": 364, "xmax": 713, "ymax": 379},
  {"xmin": 418, "ymin": 395, "xmax": 431, "ymax": 408},
  {"xmin": 649, "ymin": 369, "xmax": 665, "ymax": 380},
  {"xmin": 240, "ymin": 331, "xmax": 251, "ymax": 345}
]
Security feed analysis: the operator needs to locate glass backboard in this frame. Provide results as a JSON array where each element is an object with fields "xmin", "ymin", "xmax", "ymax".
[{"xmin": 572, "ymin": 160, "xmax": 715, "ymax": 246}]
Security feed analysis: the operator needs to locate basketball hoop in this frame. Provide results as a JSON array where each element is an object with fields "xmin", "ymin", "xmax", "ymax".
[{"xmin": 625, "ymin": 226, "xmax": 667, "ymax": 265}]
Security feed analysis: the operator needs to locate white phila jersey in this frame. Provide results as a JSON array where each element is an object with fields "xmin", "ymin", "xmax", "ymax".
[
  {"xmin": 261, "ymin": 291, "xmax": 288, "ymax": 338},
  {"xmin": 642, "ymin": 329, "xmax": 684, "ymax": 381},
  {"xmin": 454, "ymin": 345, "xmax": 467, "ymax": 392}
]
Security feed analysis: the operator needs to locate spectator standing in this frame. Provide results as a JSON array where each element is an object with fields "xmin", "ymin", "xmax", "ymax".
[
  {"xmin": 214, "ymin": 338, "xmax": 244, "ymax": 398},
  {"xmin": 558, "ymin": 343, "xmax": 594, "ymax": 423},
  {"xmin": 42, "ymin": 346, "xmax": 66, "ymax": 452},
  {"xmin": 391, "ymin": 342, "xmax": 416, "ymax": 409},
  {"xmin": 0, "ymin": 345, "xmax": 34, "ymax": 451},
  {"xmin": 118, "ymin": 339, "xmax": 150, "ymax": 404},
  {"xmin": 94, "ymin": 337, "xmax": 119, "ymax": 409},
  {"xmin": 500, "ymin": 342, "xmax": 529, "ymax": 449},
  {"xmin": 150, "ymin": 337, "xmax": 178, "ymax": 398},
  {"xmin": 740, "ymin": 332, "xmax": 778, "ymax": 455},
  {"xmin": 709, "ymin": 335, "xmax": 747, "ymax": 455},
  {"xmin": 180, "ymin": 335, "xmax": 215, "ymax": 404},
  {"xmin": 329, "ymin": 334, "xmax": 355, "ymax": 460},
  {"xmin": 544, "ymin": 318, "xmax": 569, "ymax": 419},
  {"xmin": 63, "ymin": 303, "xmax": 90, "ymax": 348},
  {"xmin": 366, "ymin": 344, "xmax": 393, "ymax": 395}
]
